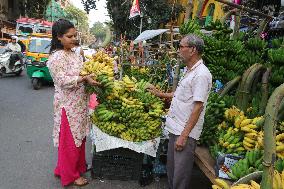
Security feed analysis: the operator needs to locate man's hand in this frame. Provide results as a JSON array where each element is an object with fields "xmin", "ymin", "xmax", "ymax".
[
  {"xmin": 175, "ymin": 135, "xmax": 188, "ymax": 151},
  {"xmin": 147, "ymin": 88, "xmax": 160, "ymax": 96}
]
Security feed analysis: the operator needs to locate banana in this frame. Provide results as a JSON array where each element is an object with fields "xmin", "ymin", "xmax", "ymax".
[
  {"xmin": 246, "ymin": 124, "xmax": 258, "ymax": 129},
  {"xmin": 244, "ymin": 137, "xmax": 255, "ymax": 145},
  {"xmin": 245, "ymin": 132, "xmax": 258, "ymax": 139},
  {"xmin": 276, "ymin": 133, "xmax": 284, "ymax": 141},
  {"xmin": 214, "ymin": 179, "xmax": 230, "ymax": 189},
  {"xmin": 235, "ymin": 116, "xmax": 245, "ymax": 128},
  {"xmin": 212, "ymin": 185, "xmax": 222, "ymax": 189},
  {"xmin": 274, "ymin": 170, "xmax": 282, "ymax": 189},
  {"xmin": 250, "ymin": 180, "xmax": 260, "ymax": 189},
  {"xmin": 276, "ymin": 145, "xmax": 284, "ymax": 153},
  {"xmin": 281, "ymin": 171, "xmax": 284, "ymax": 189},
  {"xmin": 240, "ymin": 119, "xmax": 252, "ymax": 127}
]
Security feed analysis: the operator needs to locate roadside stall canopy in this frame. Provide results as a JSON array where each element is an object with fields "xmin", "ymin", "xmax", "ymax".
[{"xmin": 133, "ymin": 28, "xmax": 179, "ymax": 44}]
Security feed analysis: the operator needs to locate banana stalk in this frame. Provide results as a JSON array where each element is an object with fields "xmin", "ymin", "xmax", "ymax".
[{"xmin": 261, "ymin": 84, "xmax": 284, "ymax": 189}]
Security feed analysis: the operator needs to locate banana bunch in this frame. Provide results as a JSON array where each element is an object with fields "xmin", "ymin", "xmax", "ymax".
[
  {"xmin": 278, "ymin": 121, "xmax": 284, "ymax": 132},
  {"xmin": 218, "ymin": 127, "xmax": 245, "ymax": 155},
  {"xmin": 212, "ymin": 178, "xmax": 230, "ymax": 189},
  {"xmin": 276, "ymin": 132, "xmax": 284, "ymax": 159},
  {"xmin": 122, "ymin": 75, "xmax": 136, "ymax": 91},
  {"xmin": 228, "ymin": 149, "xmax": 263, "ymax": 181},
  {"xmin": 92, "ymin": 51, "xmax": 115, "ymax": 67},
  {"xmin": 135, "ymin": 79, "xmax": 150, "ymax": 91},
  {"xmin": 239, "ymin": 117, "xmax": 264, "ymax": 151},
  {"xmin": 90, "ymin": 72, "xmax": 164, "ymax": 142},
  {"xmin": 272, "ymin": 170, "xmax": 284, "ymax": 189},
  {"xmin": 179, "ymin": 20, "xmax": 201, "ymax": 35},
  {"xmin": 80, "ymin": 60, "xmax": 114, "ymax": 78},
  {"xmin": 120, "ymin": 96, "xmax": 143, "ymax": 109},
  {"xmin": 230, "ymin": 180, "xmax": 260, "ymax": 189},
  {"xmin": 275, "ymin": 159, "xmax": 284, "ymax": 172},
  {"xmin": 224, "ymin": 106, "xmax": 245, "ymax": 122}
]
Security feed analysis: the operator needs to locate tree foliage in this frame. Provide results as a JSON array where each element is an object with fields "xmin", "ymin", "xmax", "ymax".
[
  {"xmin": 106, "ymin": 0, "xmax": 184, "ymax": 39},
  {"xmin": 65, "ymin": 5, "xmax": 89, "ymax": 32},
  {"xmin": 24, "ymin": 0, "xmax": 51, "ymax": 18},
  {"xmin": 80, "ymin": 0, "xmax": 184, "ymax": 39},
  {"xmin": 81, "ymin": 0, "xmax": 98, "ymax": 14},
  {"xmin": 90, "ymin": 22, "xmax": 107, "ymax": 41}
]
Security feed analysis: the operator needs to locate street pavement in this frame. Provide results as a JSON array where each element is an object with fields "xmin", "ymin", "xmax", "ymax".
[{"xmin": 0, "ymin": 72, "xmax": 211, "ymax": 189}]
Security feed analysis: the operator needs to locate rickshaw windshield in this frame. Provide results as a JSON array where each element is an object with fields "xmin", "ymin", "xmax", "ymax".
[{"xmin": 28, "ymin": 37, "xmax": 51, "ymax": 54}]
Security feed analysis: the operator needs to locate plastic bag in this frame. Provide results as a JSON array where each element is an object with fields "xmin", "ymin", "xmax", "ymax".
[{"xmin": 89, "ymin": 93, "xmax": 99, "ymax": 110}]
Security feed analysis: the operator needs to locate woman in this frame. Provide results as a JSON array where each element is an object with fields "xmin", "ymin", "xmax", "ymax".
[{"xmin": 47, "ymin": 19, "xmax": 99, "ymax": 187}]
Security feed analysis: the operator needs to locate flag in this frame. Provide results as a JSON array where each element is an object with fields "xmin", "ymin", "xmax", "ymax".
[{"xmin": 129, "ymin": 0, "xmax": 141, "ymax": 19}]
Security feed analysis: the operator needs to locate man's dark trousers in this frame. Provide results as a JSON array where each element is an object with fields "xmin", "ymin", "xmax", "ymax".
[{"xmin": 167, "ymin": 133, "xmax": 197, "ymax": 189}]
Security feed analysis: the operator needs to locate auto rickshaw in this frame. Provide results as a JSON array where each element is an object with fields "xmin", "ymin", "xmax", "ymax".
[{"xmin": 26, "ymin": 33, "xmax": 52, "ymax": 90}]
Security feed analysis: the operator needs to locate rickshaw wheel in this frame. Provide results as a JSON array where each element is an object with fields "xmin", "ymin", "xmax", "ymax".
[{"xmin": 32, "ymin": 78, "xmax": 42, "ymax": 90}]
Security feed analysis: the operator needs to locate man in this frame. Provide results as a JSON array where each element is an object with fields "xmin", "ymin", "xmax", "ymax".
[
  {"xmin": 148, "ymin": 34, "xmax": 212, "ymax": 189},
  {"xmin": 6, "ymin": 36, "xmax": 21, "ymax": 52},
  {"xmin": 6, "ymin": 36, "xmax": 22, "ymax": 70}
]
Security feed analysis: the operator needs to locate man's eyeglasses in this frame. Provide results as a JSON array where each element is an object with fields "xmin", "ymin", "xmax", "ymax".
[{"xmin": 179, "ymin": 44, "xmax": 194, "ymax": 49}]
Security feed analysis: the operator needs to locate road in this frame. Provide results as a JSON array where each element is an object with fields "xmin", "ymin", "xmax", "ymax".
[{"xmin": 0, "ymin": 72, "xmax": 211, "ymax": 189}]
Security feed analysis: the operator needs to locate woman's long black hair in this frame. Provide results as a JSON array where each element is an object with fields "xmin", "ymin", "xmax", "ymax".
[{"xmin": 50, "ymin": 19, "xmax": 75, "ymax": 53}]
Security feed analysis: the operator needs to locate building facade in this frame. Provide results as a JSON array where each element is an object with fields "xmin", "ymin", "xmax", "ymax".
[{"xmin": 0, "ymin": 0, "xmax": 21, "ymax": 21}]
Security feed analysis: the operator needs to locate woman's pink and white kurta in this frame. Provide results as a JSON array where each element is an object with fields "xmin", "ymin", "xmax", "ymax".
[{"xmin": 47, "ymin": 50, "xmax": 89, "ymax": 148}]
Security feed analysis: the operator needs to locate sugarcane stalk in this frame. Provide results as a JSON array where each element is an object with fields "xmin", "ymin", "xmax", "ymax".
[
  {"xmin": 261, "ymin": 84, "xmax": 284, "ymax": 189},
  {"xmin": 259, "ymin": 68, "xmax": 271, "ymax": 115},
  {"xmin": 218, "ymin": 76, "xmax": 241, "ymax": 98}
]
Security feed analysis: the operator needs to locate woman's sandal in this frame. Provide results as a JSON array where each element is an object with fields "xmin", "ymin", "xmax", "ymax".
[
  {"xmin": 73, "ymin": 177, "xmax": 89, "ymax": 186},
  {"xmin": 54, "ymin": 174, "xmax": 60, "ymax": 178}
]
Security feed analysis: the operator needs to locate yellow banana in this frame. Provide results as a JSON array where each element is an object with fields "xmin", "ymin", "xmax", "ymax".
[
  {"xmin": 214, "ymin": 179, "xmax": 230, "ymax": 189},
  {"xmin": 212, "ymin": 185, "xmax": 222, "ymax": 189},
  {"xmin": 250, "ymin": 180, "xmax": 260, "ymax": 189},
  {"xmin": 240, "ymin": 119, "xmax": 252, "ymax": 127},
  {"xmin": 244, "ymin": 137, "xmax": 255, "ymax": 145},
  {"xmin": 246, "ymin": 124, "xmax": 258, "ymax": 129},
  {"xmin": 276, "ymin": 145, "xmax": 284, "ymax": 153},
  {"xmin": 276, "ymin": 133, "xmax": 284, "ymax": 141},
  {"xmin": 243, "ymin": 140, "xmax": 254, "ymax": 147}
]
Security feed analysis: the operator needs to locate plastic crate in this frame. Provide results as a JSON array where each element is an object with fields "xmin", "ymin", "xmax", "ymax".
[{"xmin": 91, "ymin": 148, "xmax": 144, "ymax": 180}]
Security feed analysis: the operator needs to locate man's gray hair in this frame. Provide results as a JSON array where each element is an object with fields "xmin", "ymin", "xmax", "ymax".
[{"xmin": 184, "ymin": 34, "xmax": 204, "ymax": 54}]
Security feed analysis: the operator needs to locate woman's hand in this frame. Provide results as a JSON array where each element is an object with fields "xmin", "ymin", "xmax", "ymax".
[{"xmin": 83, "ymin": 74, "xmax": 100, "ymax": 86}]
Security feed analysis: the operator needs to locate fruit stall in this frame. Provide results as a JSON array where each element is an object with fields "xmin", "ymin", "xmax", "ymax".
[
  {"xmin": 177, "ymin": 5, "xmax": 284, "ymax": 189},
  {"xmin": 78, "ymin": 2, "xmax": 284, "ymax": 187}
]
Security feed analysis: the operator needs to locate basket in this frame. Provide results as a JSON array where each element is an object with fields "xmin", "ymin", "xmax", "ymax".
[{"xmin": 91, "ymin": 147, "xmax": 144, "ymax": 180}]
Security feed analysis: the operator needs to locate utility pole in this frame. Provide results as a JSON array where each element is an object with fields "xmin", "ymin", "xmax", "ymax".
[{"xmin": 139, "ymin": 13, "xmax": 143, "ymax": 34}]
